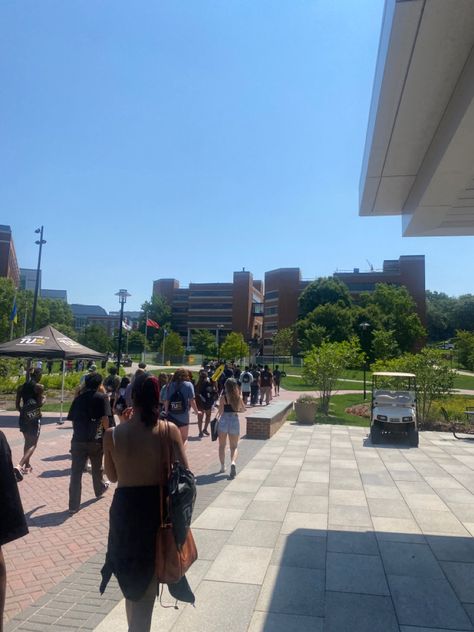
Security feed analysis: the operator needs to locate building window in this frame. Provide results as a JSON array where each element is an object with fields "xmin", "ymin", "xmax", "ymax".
[
  {"xmin": 188, "ymin": 303, "xmax": 233, "ymax": 310},
  {"xmin": 265, "ymin": 290, "xmax": 279, "ymax": 300},
  {"xmin": 190, "ymin": 290, "xmax": 233, "ymax": 297},
  {"xmin": 265, "ymin": 306, "xmax": 278, "ymax": 315},
  {"xmin": 264, "ymin": 323, "xmax": 278, "ymax": 332}
]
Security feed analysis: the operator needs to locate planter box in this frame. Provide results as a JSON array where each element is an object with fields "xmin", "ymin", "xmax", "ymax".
[{"xmin": 295, "ymin": 401, "xmax": 318, "ymax": 424}]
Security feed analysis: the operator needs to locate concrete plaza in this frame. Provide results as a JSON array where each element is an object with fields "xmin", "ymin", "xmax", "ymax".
[{"xmin": 4, "ymin": 393, "xmax": 474, "ymax": 631}]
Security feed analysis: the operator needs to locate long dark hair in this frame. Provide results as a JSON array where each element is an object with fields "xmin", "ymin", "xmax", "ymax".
[{"xmin": 132, "ymin": 375, "xmax": 160, "ymax": 427}]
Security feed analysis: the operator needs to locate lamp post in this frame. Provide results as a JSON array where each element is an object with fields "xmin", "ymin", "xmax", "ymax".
[
  {"xmin": 359, "ymin": 321, "xmax": 371, "ymax": 400},
  {"xmin": 272, "ymin": 331, "xmax": 278, "ymax": 370},
  {"xmin": 31, "ymin": 226, "xmax": 46, "ymax": 332},
  {"xmin": 216, "ymin": 324, "xmax": 224, "ymax": 362},
  {"xmin": 115, "ymin": 289, "xmax": 131, "ymax": 372},
  {"xmin": 161, "ymin": 328, "xmax": 168, "ymax": 365}
]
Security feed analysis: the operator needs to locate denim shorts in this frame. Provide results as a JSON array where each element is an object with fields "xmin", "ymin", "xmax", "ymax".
[{"xmin": 218, "ymin": 412, "xmax": 240, "ymax": 436}]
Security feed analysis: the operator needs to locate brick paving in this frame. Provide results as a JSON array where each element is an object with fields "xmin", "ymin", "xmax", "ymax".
[{"xmin": 1, "ymin": 409, "xmax": 264, "ymax": 629}]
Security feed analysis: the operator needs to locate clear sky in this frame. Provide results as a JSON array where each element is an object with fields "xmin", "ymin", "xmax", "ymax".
[{"xmin": 1, "ymin": 0, "xmax": 472, "ymax": 312}]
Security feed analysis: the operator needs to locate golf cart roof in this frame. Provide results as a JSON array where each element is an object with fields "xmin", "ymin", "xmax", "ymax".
[{"xmin": 373, "ymin": 372, "xmax": 416, "ymax": 378}]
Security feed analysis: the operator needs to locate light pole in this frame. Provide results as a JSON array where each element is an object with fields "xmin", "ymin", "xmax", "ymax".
[
  {"xmin": 359, "ymin": 321, "xmax": 371, "ymax": 400},
  {"xmin": 115, "ymin": 289, "xmax": 131, "ymax": 372},
  {"xmin": 31, "ymin": 226, "xmax": 46, "ymax": 332},
  {"xmin": 216, "ymin": 325, "xmax": 224, "ymax": 362},
  {"xmin": 161, "ymin": 328, "xmax": 168, "ymax": 365}
]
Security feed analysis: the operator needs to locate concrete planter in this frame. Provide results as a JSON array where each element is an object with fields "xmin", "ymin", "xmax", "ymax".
[{"xmin": 294, "ymin": 401, "xmax": 318, "ymax": 424}]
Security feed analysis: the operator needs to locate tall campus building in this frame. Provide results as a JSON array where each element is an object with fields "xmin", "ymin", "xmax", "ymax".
[{"xmin": 153, "ymin": 255, "xmax": 425, "ymax": 354}]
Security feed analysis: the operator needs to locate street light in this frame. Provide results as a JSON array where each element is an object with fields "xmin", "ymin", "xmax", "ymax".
[
  {"xmin": 115, "ymin": 289, "xmax": 131, "ymax": 372},
  {"xmin": 216, "ymin": 325, "xmax": 224, "ymax": 362},
  {"xmin": 359, "ymin": 321, "xmax": 371, "ymax": 400},
  {"xmin": 31, "ymin": 226, "xmax": 46, "ymax": 332}
]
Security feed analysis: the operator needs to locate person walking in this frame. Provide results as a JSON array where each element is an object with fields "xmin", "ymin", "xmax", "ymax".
[
  {"xmin": 101, "ymin": 375, "xmax": 188, "ymax": 632},
  {"xmin": 66, "ymin": 373, "xmax": 110, "ymax": 514},
  {"xmin": 195, "ymin": 370, "xmax": 217, "ymax": 437},
  {"xmin": 14, "ymin": 368, "xmax": 45, "ymax": 477},
  {"xmin": 239, "ymin": 366, "xmax": 253, "ymax": 405},
  {"xmin": 273, "ymin": 365, "xmax": 282, "ymax": 396},
  {"xmin": 104, "ymin": 367, "xmax": 121, "ymax": 413},
  {"xmin": 216, "ymin": 378, "xmax": 245, "ymax": 478},
  {"xmin": 162, "ymin": 368, "xmax": 199, "ymax": 446},
  {"xmin": 114, "ymin": 376, "xmax": 131, "ymax": 423},
  {"xmin": 250, "ymin": 365, "xmax": 260, "ymax": 406},
  {"xmin": 0, "ymin": 431, "xmax": 29, "ymax": 632},
  {"xmin": 259, "ymin": 365, "xmax": 273, "ymax": 405}
]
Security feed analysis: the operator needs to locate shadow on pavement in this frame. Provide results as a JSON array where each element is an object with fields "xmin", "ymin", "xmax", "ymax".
[
  {"xmin": 42, "ymin": 453, "xmax": 71, "ymax": 462},
  {"xmin": 257, "ymin": 527, "xmax": 474, "ymax": 632},
  {"xmin": 195, "ymin": 472, "xmax": 229, "ymax": 486},
  {"xmin": 38, "ymin": 468, "xmax": 71, "ymax": 478}
]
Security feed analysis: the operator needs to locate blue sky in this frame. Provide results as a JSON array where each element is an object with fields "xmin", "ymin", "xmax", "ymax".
[{"xmin": 1, "ymin": 0, "xmax": 472, "ymax": 312}]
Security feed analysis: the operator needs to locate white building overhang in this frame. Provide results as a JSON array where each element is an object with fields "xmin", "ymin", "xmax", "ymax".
[{"xmin": 359, "ymin": 0, "xmax": 474, "ymax": 236}]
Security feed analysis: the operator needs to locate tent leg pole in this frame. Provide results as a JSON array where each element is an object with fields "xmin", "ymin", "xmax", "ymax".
[{"xmin": 59, "ymin": 360, "xmax": 66, "ymax": 423}]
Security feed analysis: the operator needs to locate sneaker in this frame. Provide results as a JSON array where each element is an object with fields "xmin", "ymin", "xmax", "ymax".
[
  {"xmin": 230, "ymin": 464, "xmax": 236, "ymax": 479},
  {"xmin": 23, "ymin": 465, "xmax": 32, "ymax": 474},
  {"xmin": 68, "ymin": 508, "xmax": 78, "ymax": 515},
  {"xmin": 203, "ymin": 429, "xmax": 210, "ymax": 436},
  {"xmin": 199, "ymin": 432, "xmax": 204, "ymax": 438},
  {"xmin": 96, "ymin": 481, "xmax": 110, "ymax": 499},
  {"xmin": 56, "ymin": 420, "xmax": 65, "ymax": 425},
  {"xmin": 219, "ymin": 465, "xmax": 225, "ymax": 474},
  {"xmin": 13, "ymin": 466, "xmax": 24, "ymax": 482}
]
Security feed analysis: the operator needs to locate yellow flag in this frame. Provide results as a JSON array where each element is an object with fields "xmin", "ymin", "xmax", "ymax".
[{"xmin": 211, "ymin": 364, "xmax": 225, "ymax": 382}]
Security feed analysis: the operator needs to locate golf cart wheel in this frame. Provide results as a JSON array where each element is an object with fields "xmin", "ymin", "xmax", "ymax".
[
  {"xmin": 408, "ymin": 428, "xmax": 419, "ymax": 447},
  {"xmin": 370, "ymin": 425, "xmax": 382, "ymax": 445}
]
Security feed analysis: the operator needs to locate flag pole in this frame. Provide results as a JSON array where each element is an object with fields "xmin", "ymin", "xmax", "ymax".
[
  {"xmin": 10, "ymin": 290, "xmax": 17, "ymax": 340},
  {"xmin": 143, "ymin": 312, "xmax": 148, "ymax": 363}
]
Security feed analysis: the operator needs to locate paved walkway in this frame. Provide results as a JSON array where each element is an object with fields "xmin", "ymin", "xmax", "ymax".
[
  {"xmin": 96, "ymin": 424, "xmax": 474, "ymax": 631},
  {"xmin": 5, "ymin": 389, "xmax": 474, "ymax": 631}
]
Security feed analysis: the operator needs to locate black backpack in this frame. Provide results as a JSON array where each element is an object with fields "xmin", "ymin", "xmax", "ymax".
[
  {"xmin": 241, "ymin": 372, "xmax": 251, "ymax": 384},
  {"xmin": 169, "ymin": 385, "xmax": 187, "ymax": 415}
]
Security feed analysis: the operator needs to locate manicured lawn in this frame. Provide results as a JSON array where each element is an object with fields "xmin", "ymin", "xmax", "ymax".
[
  {"xmin": 453, "ymin": 373, "xmax": 474, "ymax": 390},
  {"xmin": 281, "ymin": 375, "xmax": 363, "ymax": 392},
  {"xmin": 288, "ymin": 393, "xmax": 370, "ymax": 427}
]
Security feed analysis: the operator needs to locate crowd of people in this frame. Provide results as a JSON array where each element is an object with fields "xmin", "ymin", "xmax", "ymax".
[{"xmin": 1, "ymin": 358, "xmax": 286, "ymax": 632}]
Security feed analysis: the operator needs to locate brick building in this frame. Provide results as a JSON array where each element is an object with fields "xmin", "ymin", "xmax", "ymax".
[
  {"xmin": 153, "ymin": 270, "xmax": 264, "ymax": 347},
  {"xmin": 0, "ymin": 225, "xmax": 20, "ymax": 287}
]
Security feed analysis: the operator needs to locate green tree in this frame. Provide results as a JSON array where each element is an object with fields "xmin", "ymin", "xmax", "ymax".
[
  {"xmin": 303, "ymin": 338, "xmax": 363, "ymax": 415},
  {"xmin": 127, "ymin": 331, "xmax": 146, "ymax": 354},
  {"xmin": 372, "ymin": 348, "xmax": 455, "ymax": 424},
  {"xmin": 272, "ymin": 327, "xmax": 295, "ymax": 356},
  {"xmin": 296, "ymin": 303, "xmax": 354, "ymax": 351},
  {"xmin": 297, "ymin": 323, "xmax": 327, "ymax": 353},
  {"xmin": 219, "ymin": 332, "xmax": 249, "ymax": 362},
  {"xmin": 192, "ymin": 329, "xmax": 217, "ymax": 356},
  {"xmin": 161, "ymin": 330, "xmax": 185, "ymax": 359},
  {"xmin": 298, "ymin": 277, "xmax": 352, "ymax": 318},
  {"xmin": 50, "ymin": 323, "xmax": 78, "ymax": 340},
  {"xmin": 79, "ymin": 324, "xmax": 113, "ymax": 353},
  {"xmin": 371, "ymin": 329, "xmax": 399, "ymax": 361},
  {"xmin": 360, "ymin": 284, "xmax": 425, "ymax": 352},
  {"xmin": 0, "ymin": 277, "xmax": 16, "ymax": 342},
  {"xmin": 426, "ymin": 290, "xmax": 456, "ymax": 342},
  {"xmin": 140, "ymin": 295, "xmax": 172, "ymax": 348},
  {"xmin": 454, "ymin": 330, "xmax": 474, "ymax": 370},
  {"xmin": 452, "ymin": 295, "xmax": 474, "ymax": 332}
]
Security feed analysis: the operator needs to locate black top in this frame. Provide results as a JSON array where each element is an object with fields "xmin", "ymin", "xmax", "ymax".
[
  {"xmin": 223, "ymin": 396, "xmax": 237, "ymax": 413},
  {"xmin": 0, "ymin": 431, "xmax": 29, "ymax": 546},
  {"xmin": 198, "ymin": 381, "xmax": 216, "ymax": 409},
  {"xmin": 67, "ymin": 390, "xmax": 111, "ymax": 443},
  {"xmin": 260, "ymin": 370, "xmax": 273, "ymax": 387}
]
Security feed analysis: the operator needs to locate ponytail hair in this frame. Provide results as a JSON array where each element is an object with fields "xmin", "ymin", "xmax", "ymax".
[{"xmin": 132, "ymin": 374, "xmax": 160, "ymax": 427}]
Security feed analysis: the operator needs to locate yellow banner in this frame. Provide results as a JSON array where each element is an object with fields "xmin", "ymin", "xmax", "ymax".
[{"xmin": 211, "ymin": 364, "xmax": 225, "ymax": 382}]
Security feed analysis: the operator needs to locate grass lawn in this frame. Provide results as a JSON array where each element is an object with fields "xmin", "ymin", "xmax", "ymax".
[
  {"xmin": 453, "ymin": 373, "xmax": 474, "ymax": 390},
  {"xmin": 288, "ymin": 393, "xmax": 370, "ymax": 427},
  {"xmin": 281, "ymin": 375, "xmax": 363, "ymax": 392}
]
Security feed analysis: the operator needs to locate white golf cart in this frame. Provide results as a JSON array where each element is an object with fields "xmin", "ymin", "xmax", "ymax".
[{"xmin": 370, "ymin": 372, "xmax": 419, "ymax": 447}]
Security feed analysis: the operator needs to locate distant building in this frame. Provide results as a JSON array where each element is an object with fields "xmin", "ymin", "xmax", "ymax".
[
  {"xmin": 0, "ymin": 225, "xmax": 20, "ymax": 287},
  {"xmin": 20, "ymin": 268, "xmax": 41, "ymax": 292},
  {"xmin": 334, "ymin": 255, "xmax": 426, "ymax": 325},
  {"xmin": 41, "ymin": 289, "xmax": 68, "ymax": 302},
  {"xmin": 153, "ymin": 270, "xmax": 264, "ymax": 347}
]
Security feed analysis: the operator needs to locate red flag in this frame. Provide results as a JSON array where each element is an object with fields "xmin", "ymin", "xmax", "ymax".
[{"xmin": 146, "ymin": 318, "xmax": 160, "ymax": 329}]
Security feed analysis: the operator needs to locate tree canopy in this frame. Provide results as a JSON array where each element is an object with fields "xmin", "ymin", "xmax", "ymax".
[
  {"xmin": 219, "ymin": 332, "xmax": 249, "ymax": 362},
  {"xmin": 298, "ymin": 277, "xmax": 352, "ymax": 319},
  {"xmin": 192, "ymin": 329, "xmax": 217, "ymax": 357}
]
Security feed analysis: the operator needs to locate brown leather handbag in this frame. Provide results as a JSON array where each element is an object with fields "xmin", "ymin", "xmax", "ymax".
[{"xmin": 155, "ymin": 421, "xmax": 198, "ymax": 584}]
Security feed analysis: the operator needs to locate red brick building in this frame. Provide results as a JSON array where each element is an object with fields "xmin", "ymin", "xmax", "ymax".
[
  {"xmin": 0, "ymin": 225, "xmax": 20, "ymax": 287},
  {"xmin": 153, "ymin": 270, "xmax": 263, "ymax": 347}
]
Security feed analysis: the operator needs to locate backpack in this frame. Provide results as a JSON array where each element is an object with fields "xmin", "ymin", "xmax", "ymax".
[
  {"xmin": 241, "ymin": 372, "xmax": 251, "ymax": 384},
  {"xmin": 261, "ymin": 371, "xmax": 272, "ymax": 387},
  {"xmin": 169, "ymin": 385, "xmax": 187, "ymax": 414}
]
